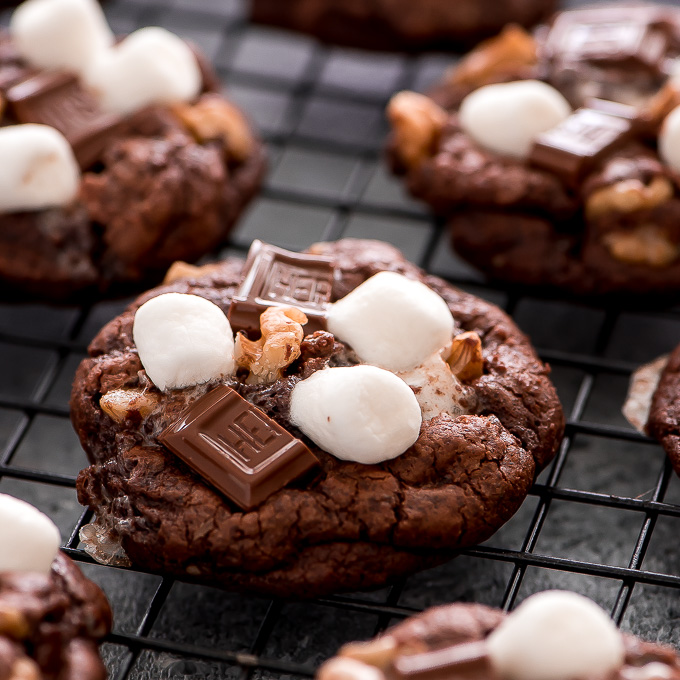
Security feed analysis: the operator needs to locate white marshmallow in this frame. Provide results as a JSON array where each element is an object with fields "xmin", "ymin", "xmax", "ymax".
[
  {"xmin": 459, "ymin": 80, "xmax": 572, "ymax": 159},
  {"xmin": 659, "ymin": 105, "xmax": 680, "ymax": 173},
  {"xmin": 11, "ymin": 0, "xmax": 113, "ymax": 74},
  {"xmin": 133, "ymin": 293, "xmax": 235, "ymax": 392},
  {"xmin": 289, "ymin": 365, "xmax": 422, "ymax": 464},
  {"xmin": 0, "ymin": 124, "xmax": 80, "ymax": 212},
  {"xmin": 487, "ymin": 591, "xmax": 625, "ymax": 680},
  {"xmin": 326, "ymin": 272, "xmax": 454, "ymax": 373},
  {"xmin": 84, "ymin": 27, "xmax": 202, "ymax": 115},
  {"xmin": 0, "ymin": 494, "xmax": 61, "ymax": 575}
]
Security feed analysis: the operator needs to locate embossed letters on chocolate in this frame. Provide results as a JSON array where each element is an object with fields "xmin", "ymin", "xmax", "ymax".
[{"xmin": 159, "ymin": 385, "xmax": 319, "ymax": 510}]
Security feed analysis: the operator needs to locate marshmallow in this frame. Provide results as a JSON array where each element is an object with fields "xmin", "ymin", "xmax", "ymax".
[
  {"xmin": 84, "ymin": 27, "xmax": 202, "ymax": 115},
  {"xmin": 0, "ymin": 124, "xmax": 80, "ymax": 213},
  {"xmin": 0, "ymin": 494, "xmax": 61, "ymax": 575},
  {"xmin": 487, "ymin": 591, "xmax": 625, "ymax": 680},
  {"xmin": 11, "ymin": 0, "xmax": 113, "ymax": 74},
  {"xmin": 659, "ymin": 105, "xmax": 680, "ymax": 173},
  {"xmin": 133, "ymin": 293, "xmax": 235, "ymax": 391},
  {"xmin": 327, "ymin": 272, "xmax": 454, "ymax": 373},
  {"xmin": 459, "ymin": 80, "xmax": 571, "ymax": 159},
  {"xmin": 289, "ymin": 365, "xmax": 422, "ymax": 464}
]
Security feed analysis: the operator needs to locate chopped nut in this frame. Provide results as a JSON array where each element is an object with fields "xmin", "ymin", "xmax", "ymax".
[
  {"xmin": 100, "ymin": 388, "xmax": 159, "ymax": 423},
  {"xmin": 387, "ymin": 91, "xmax": 447, "ymax": 169},
  {"xmin": 603, "ymin": 225, "xmax": 680, "ymax": 267},
  {"xmin": 235, "ymin": 307, "xmax": 307, "ymax": 384},
  {"xmin": 638, "ymin": 81, "xmax": 680, "ymax": 131},
  {"xmin": 586, "ymin": 176, "xmax": 674, "ymax": 219},
  {"xmin": 623, "ymin": 354, "xmax": 669, "ymax": 434},
  {"xmin": 9, "ymin": 658, "xmax": 40, "ymax": 680},
  {"xmin": 339, "ymin": 636, "xmax": 399, "ymax": 669},
  {"xmin": 318, "ymin": 657, "xmax": 385, "ymax": 680},
  {"xmin": 172, "ymin": 94, "xmax": 254, "ymax": 162},
  {"xmin": 448, "ymin": 24, "xmax": 537, "ymax": 88},
  {"xmin": 0, "ymin": 604, "xmax": 30, "ymax": 639},
  {"xmin": 446, "ymin": 331, "xmax": 484, "ymax": 381},
  {"xmin": 163, "ymin": 260, "xmax": 224, "ymax": 284}
]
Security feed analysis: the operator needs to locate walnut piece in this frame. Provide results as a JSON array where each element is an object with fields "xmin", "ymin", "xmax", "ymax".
[
  {"xmin": 235, "ymin": 306, "xmax": 307, "ymax": 384},
  {"xmin": 339, "ymin": 637, "xmax": 399, "ymax": 670},
  {"xmin": 163, "ymin": 260, "xmax": 224, "ymax": 284},
  {"xmin": 387, "ymin": 91, "xmax": 447, "ymax": 169},
  {"xmin": 446, "ymin": 331, "xmax": 484, "ymax": 381},
  {"xmin": 9, "ymin": 658, "xmax": 40, "ymax": 680},
  {"xmin": 638, "ymin": 81, "xmax": 680, "ymax": 132},
  {"xmin": 100, "ymin": 388, "xmax": 159, "ymax": 423},
  {"xmin": 448, "ymin": 24, "xmax": 537, "ymax": 88},
  {"xmin": 586, "ymin": 176, "xmax": 674, "ymax": 219},
  {"xmin": 172, "ymin": 94, "xmax": 254, "ymax": 162},
  {"xmin": 0, "ymin": 605, "xmax": 30, "ymax": 639},
  {"xmin": 603, "ymin": 225, "xmax": 680, "ymax": 268}
]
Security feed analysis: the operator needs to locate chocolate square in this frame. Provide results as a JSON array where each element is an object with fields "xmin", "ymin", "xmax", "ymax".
[
  {"xmin": 529, "ymin": 108, "xmax": 632, "ymax": 184},
  {"xmin": 6, "ymin": 71, "xmax": 123, "ymax": 169},
  {"xmin": 228, "ymin": 240, "xmax": 335, "ymax": 335},
  {"xmin": 159, "ymin": 384, "xmax": 319, "ymax": 510}
]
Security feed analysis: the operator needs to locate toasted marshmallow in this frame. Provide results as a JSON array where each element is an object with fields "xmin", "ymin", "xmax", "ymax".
[
  {"xmin": 84, "ymin": 27, "xmax": 201, "ymax": 115},
  {"xmin": 326, "ymin": 272, "xmax": 454, "ymax": 373},
  {"xmin": 290, "ymin": 365, "xmax": 422, "ymax": 464},
  {"xmin": 487, "ymin": 591, "xmax": 625, "ymax": 680},
  {"xmin": 659, "ymin": 105, "xmax": 680, "ymax": 173},
  {"xmin": 459, "ymin": 80, "xmax": 571, "ymax": 159},
  {"xmin": 0, "ymin": 125, "xmax": 80, "ymax": 213},
  {"xmin": 11, "ymin": 0, "xmax": 113, "ymax": 73},
  {"xmin": 0, "ymin": 494, "xmax": 61, "ymax": 575},
  {"xmin": 133, "ymin": 293, "xmax": 235, "ymax": 392}
]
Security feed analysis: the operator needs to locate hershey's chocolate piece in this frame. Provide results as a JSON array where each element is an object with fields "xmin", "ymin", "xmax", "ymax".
[
  {"xmin": 544, "ymin": 7, "xmax": 671, "ymax": 74},
  {"xmin": 391, "ymin": 641, "xmax": 493, "ymax": 680},
  {"xmin": 6, "ymin": 71, "xmax": 122, "ymax": 169},
  {"xmin": 228, "ymin": 240, "xmax": 334, "ymax": 335},
  {"xmin": 585, "ymin": 98, "xmax": 637, "ymax": 120},
  {"xmin": 159, "ymin": 384, "xmax": 319, "ymax": 510},
  {"xmin": 529, "ymin": 108, "xmax": 632, "ymax": 184}
]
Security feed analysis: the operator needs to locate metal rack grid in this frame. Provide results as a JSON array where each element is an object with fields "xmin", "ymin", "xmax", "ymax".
[{"xmin": 2, "ymin": 0, "xmax": 680, "ymax": 677}]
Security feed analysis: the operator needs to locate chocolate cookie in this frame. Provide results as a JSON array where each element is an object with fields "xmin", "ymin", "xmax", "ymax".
[
  {"xmin": 0, "ymin": 0, "xmax": 265, "ymax": 301},
  {"xmin": 0, "ymin": 554, "xmax": 112, "ymax": 680},
  {"xmin": 387, "ymin": 6, "xmax": 680, "ymax": 298},
  {"xmin": 318, "ymin": 591, "xmax": 680, "ymax": 680},
  {"xmin": 251, "ymin": 0, "xmax": 557, "ymax": 51},
  {"xmin": 71, "ymin": 238, "xmax": 563, "ymax": 598}
]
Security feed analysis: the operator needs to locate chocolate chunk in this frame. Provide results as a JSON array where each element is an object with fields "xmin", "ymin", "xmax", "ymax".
[
  {"xmin": 228, "ymin": 240, "xmax": 334, "ymax": 335},
  {"xmin": 529, "ymin": 108, "xmax": 633, "ymax": 184},
  {"xmin": 544, "ymin": 7, "xmax": 672, "ymax": 74},
  {"xmin": 391, "ymin": 641, "xmax": 494, "ymax": 680},
  {"xmin": 6, "ymin": 71, "xmax": 122, "ymax": 169},
  {"xmin": 159, "ymin": 384, "xmax": 319, "ymax": 510}
]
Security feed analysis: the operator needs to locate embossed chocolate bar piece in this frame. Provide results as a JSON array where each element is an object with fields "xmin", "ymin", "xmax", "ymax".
[
  {"xmin": 544, "ymin": 7, "xmax": 671, "ymax": 74},
  {"xmin": 392, "ymin": 641, "xmax": 492, "ymax": 680},
  {"xmin": 6, "ymin": 71, "xmax": 122, "ymax": 169},
  {"xmin": 529, "ymin": 108, "xmax": 632, "ymax": 184},
  {"xmin": 228, "ymin": 240, "xmax": 334, "ymax": 335},
  {"xmin": 159, "ymin": 384, "xmax": 319, "ymax": 510}
]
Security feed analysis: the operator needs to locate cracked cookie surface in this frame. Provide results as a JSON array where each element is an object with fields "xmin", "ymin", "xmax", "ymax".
[{"xmin": 71, "ymin": 239, "xmax": 563, "ymax": 598}]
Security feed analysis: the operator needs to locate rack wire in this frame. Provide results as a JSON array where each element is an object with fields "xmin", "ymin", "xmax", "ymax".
[{"xmin": 2, "ymin": 0, "xmax": 680, "ymax": 677}]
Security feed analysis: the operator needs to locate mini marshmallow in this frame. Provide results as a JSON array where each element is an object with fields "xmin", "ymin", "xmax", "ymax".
[
  {"xmin": 0, "ymin": 124, "xmax": 80, "ymax": 212},
  {"xmin": 289, "ymin": 365, "xmax": 422, "ymax": 464},
  {"xmin": 0, "ymin": 494, "xmax": 61, "ymax": 575},
  {"xmin": 133, "ymin": 293, "xmax": 235, "ymax": 392},
  {"xmin": 11, "ymin": 0, "xmax": 113, "ymax": 73},
  {"xmin": 487, "ymin": 591, "xmax": 625, "ymax": 680},
  {"xmin": 459, "ymin": 80, "xmax": 571, "ymax": 159},
  {"xmin": 326, "ymin": 271, "xmax": 454, "ymax": 373},
  {"xmin": 84, "ymin": 27, "xmax": 202, "ymax": 115},
  {"xmin": 659, "ymin": 105, "xmax": 680, "ymax": 173}
]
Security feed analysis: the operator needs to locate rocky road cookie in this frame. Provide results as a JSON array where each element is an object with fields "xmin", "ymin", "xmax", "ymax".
[
  {"xmin": 0, "ymin": 494, "xmax": 112, "ymax": 680},
  {"xmin": 72, "ymin": 238, "xmax": 563, "ymax": 599},
  {"xmin": 319, "ymin": 591, "xmax": 679, "ymax": 680},
  {"xmin": 0, "ymin": 0, "xmax": 265, "ymax": 301},
  {"xmin": 388, "ymin": 6, "xmax": 680, "ymax": 298},
  {"xmin": 250, "ymin": 0, "xmax": 557, "ymax": 51}
]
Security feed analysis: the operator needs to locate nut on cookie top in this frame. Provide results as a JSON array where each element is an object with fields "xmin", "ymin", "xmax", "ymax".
[
  {"xmin": 128, "ymin": 240, "xmax": 481, "ymax": 509},
  {"xmin": 320, "ymin": 591, "xmax": 680, "ymax": 680}
]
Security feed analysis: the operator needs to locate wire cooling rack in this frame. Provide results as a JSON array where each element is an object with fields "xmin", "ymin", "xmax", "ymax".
[{"xmin": 3, "ymin": 0, "xmax": 680, "ymax": 677}]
